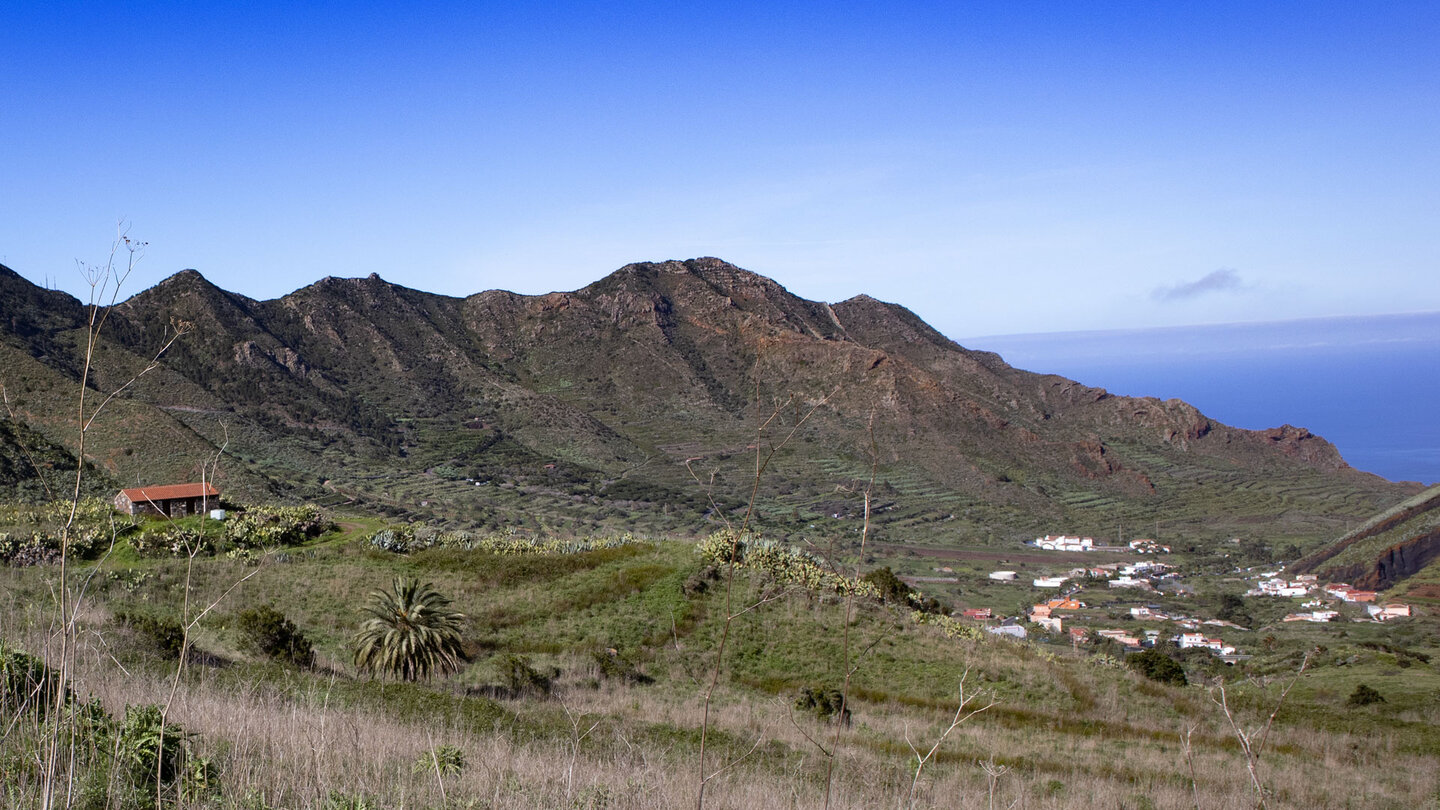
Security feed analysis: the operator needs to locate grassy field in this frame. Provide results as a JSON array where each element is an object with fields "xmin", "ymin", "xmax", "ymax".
[{"xmin": 3, "ymin": 507, "xmax": 1439, "ymax": 810}]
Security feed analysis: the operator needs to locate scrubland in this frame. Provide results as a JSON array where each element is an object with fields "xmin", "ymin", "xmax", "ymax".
[{"xmin": 3, "ymin": 518, "xmax": 1438, "ymax": 810}]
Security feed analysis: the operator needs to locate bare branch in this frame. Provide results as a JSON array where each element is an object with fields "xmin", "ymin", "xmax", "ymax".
[{"xmin": 907, "ymin": 669, "xmax": 996, "ymax": 809}]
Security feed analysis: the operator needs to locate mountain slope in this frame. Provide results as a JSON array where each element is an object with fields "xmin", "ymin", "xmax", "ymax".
[
  {"xmin": 0, "ymin": 258, "xmax": 1417, "ymax": 545},
  {"xmin": 1292, "ymin": 484, "xmax": 1440, "ymax": 590}
]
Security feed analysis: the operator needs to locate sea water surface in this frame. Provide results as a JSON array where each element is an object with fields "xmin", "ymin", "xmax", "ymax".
[{"xmin": 964, "ymin": 312, "xmax": 1440, "ymax": 486}]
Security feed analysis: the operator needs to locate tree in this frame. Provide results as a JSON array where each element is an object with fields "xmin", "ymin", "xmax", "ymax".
[
  {"xmin": 1215, "ymin": 592, "xmax": 1253, "ymax": 627},
  {"xmin": 862, "ymin": 566, "xmax": 911, "ymax": 603},
  {"xmin": 353, "ymin": 577, "xmax": 466, "ymax": 681}
]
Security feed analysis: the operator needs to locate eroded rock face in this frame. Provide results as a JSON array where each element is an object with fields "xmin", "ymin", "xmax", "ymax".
[
  {"xmin": 1258, "ymin": 425, "xmax": 1349, "ymax": 470},
  {"xmin": 1330, "ymin": 530, "xmax": 1440, "ymax": 591}
]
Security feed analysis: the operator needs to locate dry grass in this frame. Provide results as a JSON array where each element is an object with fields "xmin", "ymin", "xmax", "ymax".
[
  {"xmin": 4, "ymin": 556, "xmax": 1439, "ymax": 810},
  {"xmin": 6, "ymin": 629, "xmax": 1427, "ymax": 810}
]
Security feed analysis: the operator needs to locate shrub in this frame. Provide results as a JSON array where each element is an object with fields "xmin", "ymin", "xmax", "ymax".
[
  {"xmin": 226, "ymin": 505, "xmax": 333, "ymax": 550},
  {"xmin": 113, "ymin": 703, "xmax": 212, "ymax": 789},
  {"xmin": 1126, "ymin": 649, "xmax": 1187, "ymax": 686},
  {"xmin": 590, "ymin": 648, "xmax": 653, "ymax": 685},
  {"xmin": 412, "ymin": 744, "xmax": 465, "ymax": 777},
  {"xmin": 1347, "ymin": 683, "xmax": 1385, "ymax": 707},
  {"xmin": 863, "ymin": 566, "xmax": 912, "ymax": 603},
  {"xmin": 129, "ymin": 524, "xmax": 208, "ymax": 557},
  {"xmin": 697, "ymin": 531, "xmax": 881, "ymax": 599},
  {"xmin": 237, "ymin": 605, "xmax": 314, "ymax": 667},
  {"xmin": 115, "ymin": 612, "xmax": 187, "ymax": 659},
  {"xmin": 367, "ymin": 524, "xmax": 643, "ymax": 556},
  {"xmin": 795, "ymin": 686, "xmax": 851, "ymax": 725},
  {"xmin": 498, "ymin": 654, "xmax": 555, "ymax": 697}
]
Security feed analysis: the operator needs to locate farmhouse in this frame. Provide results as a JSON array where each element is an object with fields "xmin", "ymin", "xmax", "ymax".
[{"xmin": 114, "ymin": 483, "xmax": 220, "ymax": 518}]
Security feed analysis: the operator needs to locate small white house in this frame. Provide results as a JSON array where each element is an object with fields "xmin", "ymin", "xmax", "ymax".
[{"xmin": 988, "ymin": 571, "xmax": 1018, "ymax": 581}]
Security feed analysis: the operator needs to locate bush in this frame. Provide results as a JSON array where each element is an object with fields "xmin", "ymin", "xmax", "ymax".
[
  {"xmin": 590, "ymin": 648, "xmax": 653, "ymax": 685},
  {"xmin": 795, "ymin": 686, "xmax": 851, "ymax": 725},
  {"xmin": 498, "ymin": 654, "xmax": 556, "ymax": 697},
  {"xmin": 863, "ymin": 567, "xmax": 911, "ymax": 603},
  {"xmin": 115, "ymin": 612, "xmax": 187, "ymax": 659},
  {"xmin": 367, "ymin": 524, "xmax": 643, "ymax": 556},
  {"xmin": 1347, "ymin": 683, "xmax": 1385, "ymax": 707},
  {"xmin": 411, "ymin": 744, "xmax": 465, "ymax": 777},
  {"xmin": 112, "ymin": 703, "xmax": 216, "ymax": 795},
  {"xmin": 225, "ymin": 505, "xmax": 333, "ymax": 550},
  {"xmin": 1126, "ymin": 649, "xmax": 1187, "ymax": 686},
  {"xmin": 129, "ymin": 524, "xmax": 208, "ymax": 557},
  {"xmin": 237, "ymin": 605, "xmax": 314, "ymax": 667}
]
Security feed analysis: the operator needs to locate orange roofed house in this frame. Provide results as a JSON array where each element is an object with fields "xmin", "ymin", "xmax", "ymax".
[{"xmin": 114, "ymin": 483, "xmax": 220, "ymax": 518}]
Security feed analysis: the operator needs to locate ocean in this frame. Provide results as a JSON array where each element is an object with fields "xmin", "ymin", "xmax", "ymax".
[{"xmin": 963, "ymin": 312, "xmax": 1440, "ymax": 486}]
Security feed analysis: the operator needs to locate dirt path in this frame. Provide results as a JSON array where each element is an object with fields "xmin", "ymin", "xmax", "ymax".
[{"xmin": 875, "ymin": 542, "xmax": 1136, "ymax": 566}]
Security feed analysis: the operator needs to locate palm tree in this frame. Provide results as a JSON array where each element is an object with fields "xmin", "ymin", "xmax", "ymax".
[{"xmin": 353, "ymin": 577, "xmax": 466, "ymax": 681}]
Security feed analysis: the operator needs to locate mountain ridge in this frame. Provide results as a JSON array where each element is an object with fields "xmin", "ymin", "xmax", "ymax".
[{"xmin": 0, "ymin": 257, "xmax": 1417, "ymax": 548}]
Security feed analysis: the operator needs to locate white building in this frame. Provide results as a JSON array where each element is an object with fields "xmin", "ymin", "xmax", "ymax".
[{"xmin": 1034, "ymin": 535, "xmax": 1095, "ymax": 551}]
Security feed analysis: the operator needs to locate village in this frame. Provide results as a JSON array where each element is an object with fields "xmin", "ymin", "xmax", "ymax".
[
  {"xmin": 923, "ymin": 531, "xmax": 1417, "ymax": 664},
  {"xmin": 1246, "ymin": 572, "xmax": 1413, "ymax": 622}
]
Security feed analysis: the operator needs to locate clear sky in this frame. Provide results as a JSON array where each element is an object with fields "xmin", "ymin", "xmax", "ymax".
[{"xmin": 2, "ymin": 2, "xmax": 1437, "ymax": 339}]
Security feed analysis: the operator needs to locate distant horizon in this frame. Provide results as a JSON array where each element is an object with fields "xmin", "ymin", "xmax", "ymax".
[
  {"xmin": 962, "ymin": 309, "xmax": 1440, "ymax": 345},
  {"xmin": 968, "ymin": 313, "xmax": 1440, "ymax": 486}
]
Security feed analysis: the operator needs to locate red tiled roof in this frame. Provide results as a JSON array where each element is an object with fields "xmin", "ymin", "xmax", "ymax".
[{"xmin": 119, "ymin": 483, "xmax": 219, "ymax": 502}]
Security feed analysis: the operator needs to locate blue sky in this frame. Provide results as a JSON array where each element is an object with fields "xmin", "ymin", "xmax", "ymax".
[{"xmin": 2, "ymin": 2, "xmax": 1437, "ymax": 339}]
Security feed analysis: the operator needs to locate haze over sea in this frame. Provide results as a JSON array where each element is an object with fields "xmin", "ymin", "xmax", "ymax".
[{"xmin": 966, "ymin": 312, "xmax": 1440, "ymax": 486}]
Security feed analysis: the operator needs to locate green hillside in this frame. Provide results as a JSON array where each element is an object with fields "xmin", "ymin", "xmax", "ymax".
[{"xmin": 2, "ymin": 518, "xmax": 1438, "ymax": 809}]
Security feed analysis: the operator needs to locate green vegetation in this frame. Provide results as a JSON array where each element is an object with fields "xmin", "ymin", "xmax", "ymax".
[
  {"xmin": 3, "ymin": 511, "xmax": 1439, "ymax": 808},
  {"xmin": 115, "ymin": 610, "xmax": 187, "ymax": 659},
  {"xmin": 237, "ymin": 605, "xmax": 315, "ymax": 667},
  {"xmin": 353, "ymin": 577, "xmax": 466, "ymax": 682},
  {"xmin": 1346, "ymin": 683, "xmax": 1385, "ymax": 707},
  {"xmin": 1125, "ymin": 649, "xmax": 1187, "ymax": 686}
]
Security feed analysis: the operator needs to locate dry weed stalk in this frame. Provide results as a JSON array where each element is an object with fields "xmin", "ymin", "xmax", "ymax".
[
  {"xmin": 904, "ymin": 668, "xmax": 994, "ymax": 810},
  {"xmin": 978, "ymin": 755, "xmax": 1012, "ymax": 810},
  {"xmin": 688, "ymin": 380, "xmax": 838, "ymax": 810},
  {"xmin": 561, "ymin": 697, "xmax": 603, "ymax": 800},
  {"xmin": 26, "ymin": 227, "xmax": 207, "ymax": 810},
  {"xmin": 821, "ymin": 412, "xmax": 879, "ymax": 809},
  {"xmin": 1181, "ymin": 722, "xmax": 1201, "ymax": 810},
  {"xmin": 1210, "ymin": 652, "xmax": 1312, "ymax": 809}
]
